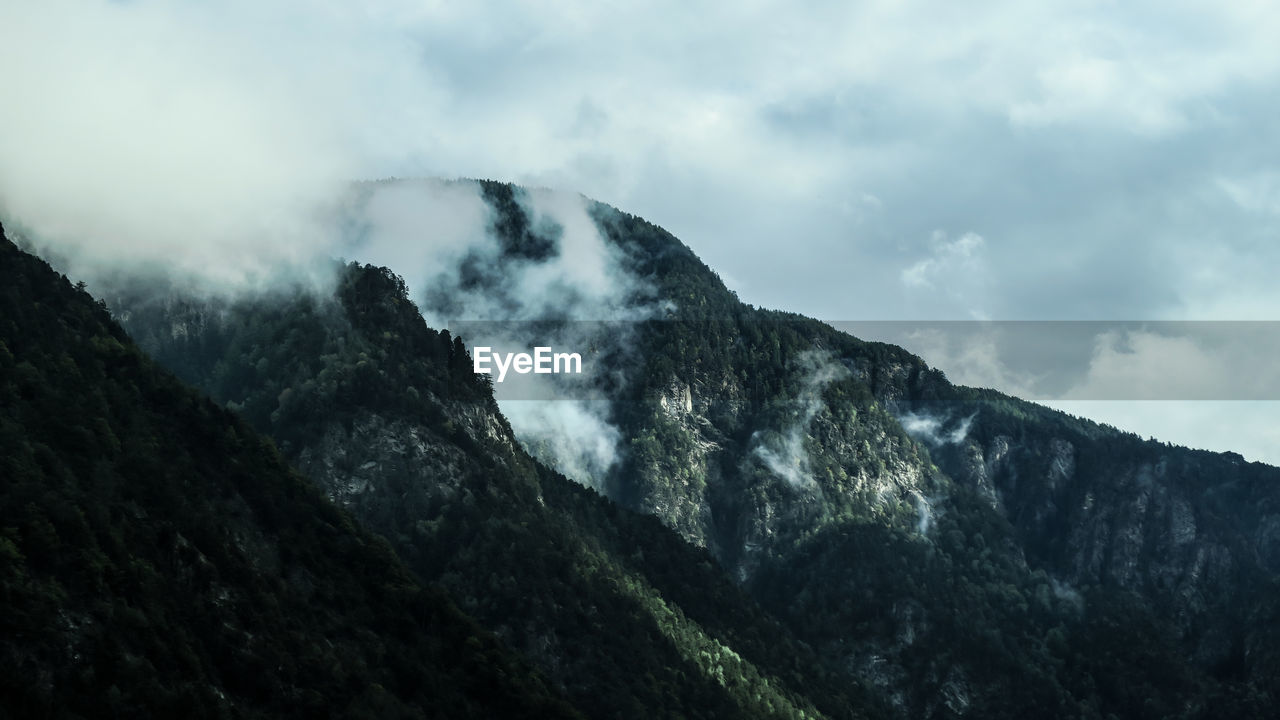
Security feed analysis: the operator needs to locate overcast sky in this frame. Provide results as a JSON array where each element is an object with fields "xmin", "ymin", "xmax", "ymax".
[{"xmin": 3, "ymin": 1, "xmax": 1280, "ymax": 461}]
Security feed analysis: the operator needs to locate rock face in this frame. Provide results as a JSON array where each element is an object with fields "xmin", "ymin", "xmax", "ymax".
[
  {"xmin": 296, "ymin": 400, "xmax": 517, "ymax": 511},
  {"xmin": 929, "ymin": 424, "xmax": 1270, "ymax": 671},
  {"xmin": 582, "ymin": 197, "xmax": 1280, "ymax": 714},
  {"xmin": 879, "ymin": 367, "xmax": 1280, "ymax": 693},
  {"xmin": 605, "ymin": 305, "xmax": 1279, "ymax": 713},
  {"xmin": 620, "ymin": 360, "xmax": 936, "ymax": 583},
  {"xmin": 625, "ymin": 379, "xmax": 723, "ymax": 549},
  {"xmin": 296, "ymin": 413, "xmax": 466, "ymax": 511}
]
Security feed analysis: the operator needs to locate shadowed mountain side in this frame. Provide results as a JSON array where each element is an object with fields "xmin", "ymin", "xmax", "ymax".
[
  {"xmin": 0, "ymin": 225, "xmax": 582, "ymax": 719},
  {"xmin": 108, "ymin": 260, "xmax": 885, "ymax": 720}
]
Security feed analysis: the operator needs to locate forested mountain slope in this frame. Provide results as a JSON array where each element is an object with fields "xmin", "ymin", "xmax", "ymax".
[
  {"xmin": 104, "ymin": 180, "xmax": 1280, "ymax": 718},
  {"xmin": 0, "ymin": 226, "xmax": 581, "ymax": 719},
  {"xmin": 588, "ymin": 195, "xmax": 1280, "ymax": 717},
  {"xmin": 108, "ymin": 259, "xmax": 884, "ymax": 719}
]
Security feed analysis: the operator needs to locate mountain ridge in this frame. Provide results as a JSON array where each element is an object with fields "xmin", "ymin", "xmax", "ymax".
[
  {"xmin": 104, "ymin": 250, "xmax": 882, "ymax": 718},
  {"xmin": 0, "ymin": 223, "xmax": 583, "ymax": 719},
  {"xmin": 29, "ymin": 178, "xmax": 1280, "ymax": 718}
]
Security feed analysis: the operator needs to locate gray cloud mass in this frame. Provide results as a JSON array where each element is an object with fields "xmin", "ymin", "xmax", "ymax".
[{"xmin": 4, "ymin": 0, "xmax": 1280, "ymax": 463}]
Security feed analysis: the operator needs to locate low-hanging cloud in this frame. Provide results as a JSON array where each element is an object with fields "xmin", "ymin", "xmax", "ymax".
[
  {"xmin": 747, "ymin": 351, "xmax": 850, "ymax": 491},
  {"xmin": 911, "ymin": 490, "xmax": 938, "ymax": 535},
  {"xmin": 0, "ymin": 0, "xmax": 665, "ymax": 487},
  {"xmin": 898, "ymin": 411, "xmax": 976, "ymax": 447},
  {"xmin": 0, "ymin": 1, "xmax": 464, "ymax": 290},
  {"xmin": 5, "ymin": 1, "xmax": 1280, "ymax": 311},
  {"xmin": 7, "ymin": 0, "xmax": 1280, "ymax": 321},
  {"xmin": 7, "ymin": 0, "xmax": 1280, "ymax": 471},
  {"xmin": 501, "ymin": 399, "xmax": 620, "ymax": 491},
  {"xmin": 340, "ymin": 180, "xmax": 661, "ymax": 489}
]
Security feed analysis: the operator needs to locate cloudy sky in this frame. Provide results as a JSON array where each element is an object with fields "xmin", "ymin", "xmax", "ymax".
[{"xmin": 3, "ymin": 1, "xmax": 1280, "ymax": 460}]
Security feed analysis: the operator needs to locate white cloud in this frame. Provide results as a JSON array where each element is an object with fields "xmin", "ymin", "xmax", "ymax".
[
  {"xmin": 5, "ymin": 1, "xmax": 1280, "ymax": 308},
  {"xmin": 900, "ymin": 232, "xmax": 988, "ymax": 319},
  {"xmin": 901, "ymin": 231, "xmax": 985, "ymax": 290},
  {"xmin": 898, "ymin": 411, "xmax": 976, "ymax": 447},
  {"xmin": 501, "ymin": 399, "xmax": 621, "ymax": 490},
  {"xmin": 344, "ymin": 180, "xmax": 495, "ymax": 297},
  {"xmin": 339, "ymin": 180, "xmax": 662, "ymax": 489},
  {"xmin": 0, "ymin": 0, "xmax": 444, "ymax": 288},
  {"xmin": 1215, "ymin": 172, "xmax": 1280, "ymax": 215},
  {"xmin": 747, "ymin": 351, "xmax": 849, "ymax": 490},
  {"xmin": 1009, "ymin": 55, "xmax": 1188, "ymax": 135}
]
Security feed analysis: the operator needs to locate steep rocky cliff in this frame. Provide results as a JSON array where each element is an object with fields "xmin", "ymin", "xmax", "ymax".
[
  {"xmin": 902, "ymin": 385, "xmax": 1280, "ymax": 687},
  {"xmin": 586, "ymin": 192, "xmax": 1278, "ymax": 715}
]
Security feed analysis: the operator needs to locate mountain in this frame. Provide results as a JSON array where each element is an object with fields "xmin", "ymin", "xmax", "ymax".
[
  {"xmin": 104, "ymin": 256, "xmax": 884, "ymax": 718},
  {"xmin": 94, "ymin": 179, "xmax": 1280, "ymax": 718},
  {"xmin": 0, "ymin": 225, "xmax": 582, "ymax": 718},
  {"xmin": 590, "ymin": 194, "xmax": 1280, "ymax": 717}
]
